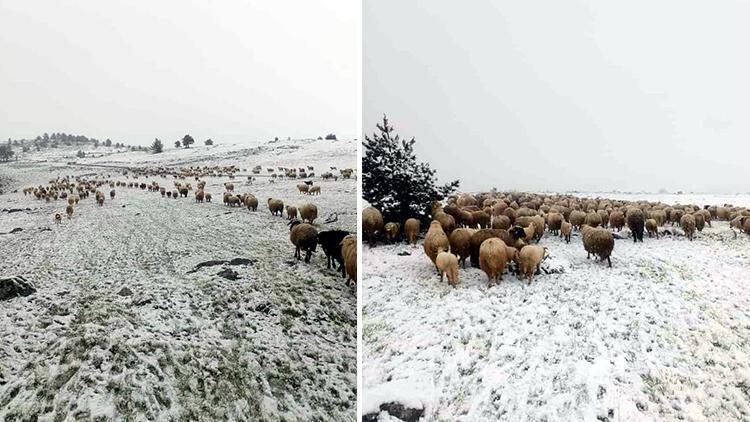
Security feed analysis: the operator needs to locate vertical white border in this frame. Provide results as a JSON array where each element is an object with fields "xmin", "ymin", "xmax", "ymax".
[{"xmin": 355, "ymin": 0, "xmax": 363, "ymax": 420}]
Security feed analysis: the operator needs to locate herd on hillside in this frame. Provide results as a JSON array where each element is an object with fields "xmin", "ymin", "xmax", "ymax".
[
  {"xmin": 20, "ymin": 163, "xmax": 357, "ymax": 287},
  {"xmin": 362, "ymin": 192, "xmax": 750, "ymax": 287}
]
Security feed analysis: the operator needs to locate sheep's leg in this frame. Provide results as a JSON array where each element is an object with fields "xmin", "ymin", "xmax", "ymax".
[
  {"xmin": 305, "ymin": 250, "xmax": 312, "ymax": 263},
  {"xmin": 607, "ymin": 257, "xmax": 612, "ymax": 268},
  {"xmin": 439, "ymin": 271, "xmax": 444, "ymax": 282}
]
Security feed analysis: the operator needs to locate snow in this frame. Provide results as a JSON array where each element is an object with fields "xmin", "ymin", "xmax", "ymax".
[
  {"xmin": 362, "ymin": 208, "xmax": 750, "ymax": 421},
  {"xmin": 0, "ymin": 138, "xmax": 357, "ymax": 420}
]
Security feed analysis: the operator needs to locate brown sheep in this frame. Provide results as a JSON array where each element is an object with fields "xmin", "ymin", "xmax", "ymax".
[
  {"xmin": 433, "ymin": 212, "xmax": 456, "ymax": 235},
  {"xmin": 362, "ymin": 207, "xmax": 385, "ymax": 246},
  {"xmin": 547, "ymin": 212, "xmax": 563, "ymax": 235},
  {"xmin": 582, "ymin": 225, "xmax": 614, "ymax": 267},
  {"xmin": 54, "ymin": 213, "xmax": 62, "ymax": 224},
  {"xmin": 479, "ymin": 238, "xmax": 508, "ymax": 285},
  {"xmin": 560, "ymin": 221, "xmax": 572, "ymax": 243},
  {"xmin": 286, "ymin": 205, "xmax": 298, "ymax": 220},
  {"xmin": 110, "ymin": 189, "xmax": 115, "ymax": 200},
  {"xmin": 289, "ymin": 220, "xmax": 318, "ymax": 263},
  {"xmin": 424, "ymin": 221, "xmax": 450, "ymax": 270},
  {"xmin": 491, "ymin": 215, "xmax": 511, "ymax": 230},
  {"xmin": 297, "ymin": 183, "xmax": 309, "ymax": 194},
  {"xmin": 195, "ymin": 190, "xmax": 205, "ymax": 203},
  {"xmin": 205, "ymin": 192, "xmax": 212, "ymax": 203},
  {"xmin": 299, "ymin": 203, "xmax": 318, "ymax": 224},
  {"xmin": 268, "ymin": 198, "xmax": 284, "ymax": 216},
  {"xmin": 341, "ymin": 235, "xmax": 357, "ymax": 285},
  {"xmin": 584, "ymin": 211, "xmax": 602, "ymax": 228},
  {"xmin": 518, "ymin": 245, "xmax": 548, "ymax": 285},
  {"xmin": 436, "ymin": 249, "xmax": 460, "ymax": 286},
  {"xmin": 404, "ymin": 218, "xmax": 420, "ymax": 245},
  {"xmin": 309, "ymin": 185, "xmax": 321, "ymax": 195},
  {"xmin": 448, "ymin": 228, "xmax": 474, "ymax": 268},
  {"xmin": 66, "ymin": 205, "xmax": 74, "ymax": 219},
  {"xmin": 226, "ymin": 196, "xmax": 241, "ymax": 207},
  {"xmin": 243, "ymin": 195, "xmax": 258, "ymax": 211},
  {"xmin": 609, "ymin": 211, "xmax": 625, "ymax": 231},
  {"xmin": 645, "ymin": 218, "xmax": 658, "ymax": 238},
  {"xmin": 384, "ymin": 222, "xmax": 401, "ymax": 243},
  {"xmin": 469, "ymin": 229, "xmax": 513, "ymax": 267},
  {"xmin": 569, "ymin": 210, "xmax": 586, "ymax": 230},
  {"xmin": 694, "ymin": 213, "xmax": 705, "ymax": 232},
  {"xmin": 681, "ymin": 214, "xmax": 696, "ymax": 241}
]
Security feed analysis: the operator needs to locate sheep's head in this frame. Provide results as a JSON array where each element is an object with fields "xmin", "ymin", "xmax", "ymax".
[{"xmin": 510, "ymin": 226, "xmax": 525, "ymax": 240}]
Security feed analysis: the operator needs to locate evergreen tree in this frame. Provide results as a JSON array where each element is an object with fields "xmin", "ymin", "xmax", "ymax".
[
  {"xmin": 174, "ymin": 140, "xmax": 181, "ymax": 148},
  {"xmin": 181, "ymin": 134, "xmax": 195, "ymax": 148},
  {"xmin": 76, "ymin": 150, "xmax": 85, "ymax": 158},
  {"xmin": 151, "ymin": 138, "xmax": 164, "ymax": 154},
  {"xmin": 204, "ymin": 138, "xmax": 213, "ymax": 146},
  {"xmin": 362, "ymin": 115, "xmax": 459, "ymax": 225},
  {"xmin": 0, "ymin": 144, "xmax": 13, "ymax": 161}
]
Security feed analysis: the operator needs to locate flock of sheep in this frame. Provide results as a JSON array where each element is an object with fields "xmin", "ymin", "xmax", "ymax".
[
  {"xmin": 362, "ymin": 192, "xmax": 750, "ymax": 287},
  {"xmin": 22, "ymin": 163, "xmax": 358, "ymax": 287}
]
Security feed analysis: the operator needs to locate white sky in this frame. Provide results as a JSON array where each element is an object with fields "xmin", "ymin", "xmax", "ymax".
[
  {"xmin": 0, "ymin": 0, "xmax": 357, "ymax": 145},
  {"xmin": 364, "ymin": 0, "xmax": 750, "ymax": 193}
]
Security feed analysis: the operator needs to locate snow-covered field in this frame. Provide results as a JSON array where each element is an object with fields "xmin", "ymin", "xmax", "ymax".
[
  {"xmin": 0, "ymin": 139, "xmax": 357, "ymax": 421},
  {"xmin": 363, "ymin": 212, "xmax": 750, "ymax": 421}
]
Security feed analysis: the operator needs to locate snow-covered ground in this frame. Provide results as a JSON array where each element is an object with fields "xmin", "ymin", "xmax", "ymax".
[
  {"xmin": 363, "ymin": 212, "xmax": 750, "ymax": 421},
  {"xmin": 0, "ymin": 138, "xmax": 357, "ymax": 421}
]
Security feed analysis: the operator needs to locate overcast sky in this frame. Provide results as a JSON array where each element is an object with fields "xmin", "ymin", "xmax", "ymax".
[
  {"xmin": 0, "ymin": 0, "xmax": 356, "ymax": 145},
  {"xmin": 364, "ymin": 0, "xmax": 750, "ymax": 194}
]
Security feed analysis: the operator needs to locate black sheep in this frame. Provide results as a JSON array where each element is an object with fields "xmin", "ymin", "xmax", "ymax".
[{"xmin": 317, "ymin": 230, "xmax": 351, "ymax": 277}]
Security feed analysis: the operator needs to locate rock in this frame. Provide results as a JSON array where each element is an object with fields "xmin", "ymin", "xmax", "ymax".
[
  {"xmin": 217, "ymin": 268, "xmax": 240, "ymax": 280},
  {"xmin": 254, "ymin": 302, "xmax": 274, "ymax": 314},
  {"xmin": 0, "ymin": 276, "xmax": 36, "ymax": 300},
  {"xmin": 362, "ymin": 402, "xmax": 425, "ymax": 422},
  {"xmin": 117, "ymin": 287, "xmax": 133, "ymax": 296}
]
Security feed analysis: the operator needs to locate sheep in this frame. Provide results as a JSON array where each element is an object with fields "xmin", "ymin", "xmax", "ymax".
[
  {"xmin": 681, "ymin": 214, "xmax": 696, "ymax": 241},
  {"xmin": 362, "ymin": 206, "xmax": 385, "ymax": 246},
  {"xmin": 609, "ymin": 211, "xmax": 625, "ymax": 231},
  {"xmin": 434, "ymin": 212, "xmax": 456, "ymax": 235},
  {"xmin": 242, "ymin": 194, "xmax": 257, "ymax": 211},
  {"xmin": 697, "ymin": 209, "xmax": 711, "ymax": 227},
  {"xmin": 205, "ymin": 192, "xmax": 212, "ymax": 203},
  {"xmin": 479, "ymin": 238, "xmax": 508, "ymax": 285},
  {"xmin": 436, "ymin": 249, "xmax": 460, "ymax": 286},
  {"xmin": 318, "ymin": 229, "xmax": 350, "ymax": 277},
  {"xmin": 68, "ymin": 198, "xmax": 75, "ymax": 206},
  {"xmin": 645, "ymin": 218, "xmax": 658, "ymax": 238},
  {"xmin": 286, "ymin": 205, "xmax": 298, "ymax": 220},
  {"xmin": 309, "ymin": 186, "xmax": 321, "ymax": 195},
  {"xmin": 341, "ymin": 235, "xmax": 357, "ymax": 285},
  {"xmin": 297, "ymin": 183, "xmax": 310, "ymax": 194},
  {"xmin": 694, "ymin": 212, "xmax": 705, "ymax": 232},
  {"xmin": 505, "ymin": 245, "xmax": 520, "ymax": 275},
  {"xmin": 517, "ymin": 245, "xmax": 548, "ymax": 285},
  {"xmin": 469, "ymin": 229, "xmax": 513, "ymax": 267},
  {"xmin": 97, "ymin": 195, "xmax": 104, "ymax": 206},
  {"xmin": 491, "ymin": 215, "xmax": 511, "ymax": 230},
  {"xmin": 110, "ymin": 189, "xmax": 115, "ymax": 200},
  {"xmin": 167, "ymin": 191, "xmax": 173, "ymax": 198},
  {"xmin": 299, "ymin": 203, "xmax": 318, "ymax": 224},
  {"xmin": 225, "ymin": 183, "xmax": 234, "ymax": 192},
  {"xmin": 584, "ymin": 211, "xmax": 602, "ymax": 228},
  {"xmin": 597, "ymin": 209, "xmax": 609, "ymax": 228},
  {"xmin": 54, "ymin": 213, "xmax": 62, "ymax": 224},
  {"xmin": 547, "ymin": 212, "xmax": 563, "ymax": 235},
  {"xmin": 195, "ymin": 190, "xmax": 205, "ymax": 203},
  {"xmin": 160, "ymin": 187, "xmax": 166, "ymax": 197},
  {"xmin": 581, "ymin": 224, "xmax": 614, "ymax": 267},
  {"xmin": 730, "ymin": 216, "xmax": 744, "ymax": 237},
  {"xmin": 626, "ymin": 208, "xmax": 645, "ymax": 242},
  {"xmin": 384, "ymin": 222, "xmax": 401, "ymax": 243},
  {"xmin": 226, "ymin": 195, "xmax": 241, "ymax": 207},
  {"xmin": 66, "ymin": 205, "xmax": 74, "ymax": 219},
  {"xmin": 569, "ymin": 210, "xmax": 586, "ymax": 230},
  {"xmin": 424, "ymin": 220, "xmax": 450, "ymax": 271},
  {"xmin": 268, "ymin": 198, "xmax": 284, "ymax": 216},
  {"xmin": 471, "ymin": 210, "xmax": 491, "ymax": 229},
  {"xmin": 560, "ymin": 221, "xmax": 572, "ymax": 243},
  {"xmin": 289, "ymin": 220, "xmax": 318, "ymax": 263},
  {"xmin": 448, "ymin": 228, "xmax": 474, "ymax": 268},
  {"xmin": 179, "ymin": 187, "xmax": 189, "ymax": 197},
  {"xmin": 404, "ymin": 218, "xmax": 420, "ymax": 245},
  {"xmin": 510, "ymin": 224, "xmax": 535, "ymax": 244}
]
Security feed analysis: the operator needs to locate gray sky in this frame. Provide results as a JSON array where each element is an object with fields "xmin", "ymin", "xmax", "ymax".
[
  {"xmin": 364, "ymin": 0, "xmax": 750, "ymax": 193},
  {"xmin": 0, "ymin": 0, "xmax": 356, "ymax": 145}
]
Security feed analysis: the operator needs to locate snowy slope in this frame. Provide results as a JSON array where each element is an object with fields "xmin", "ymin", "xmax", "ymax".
[
  {"xmin": 0, "ymin": 138, "xmax": 357, "ymax": 421},
  {"xmin": 363, "ymin": 219, "xmax": 750, "ymax": 421}
]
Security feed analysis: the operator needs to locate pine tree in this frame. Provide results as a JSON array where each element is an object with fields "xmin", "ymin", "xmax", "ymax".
[
  {"xmin": 151, "ymin": 138, "xmax": 164, "ymax": 154},
  {"xmin": 363, "ymin": 115, "xmax": 459, "ymax": 225},
  {"xmin": 204, "ymin": 138, "xmax": 213, "ymax": 146}
]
